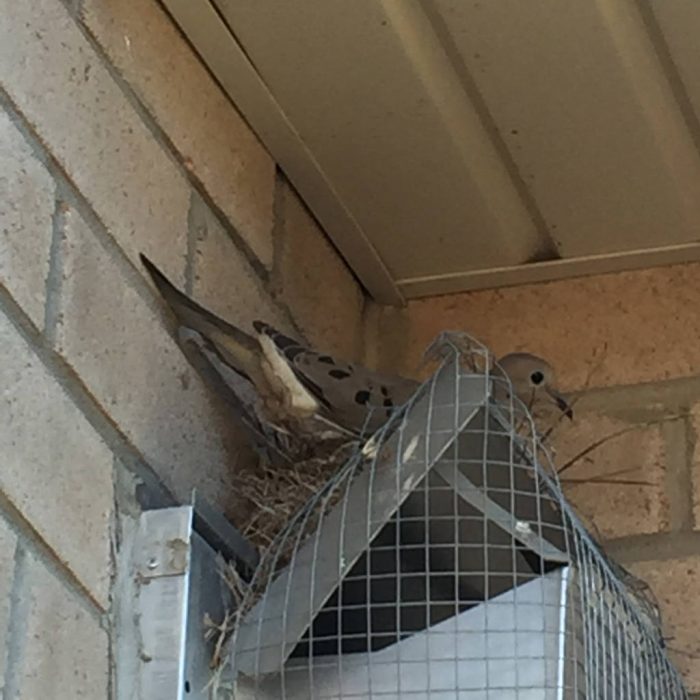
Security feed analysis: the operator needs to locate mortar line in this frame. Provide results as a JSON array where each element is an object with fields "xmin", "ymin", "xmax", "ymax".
[
  {"xmin": 105, "ymin": 457, "xmax": 121, "ymax": 700},
  {"xmin": 604, "ymin": 530, "xmax": 700, "ymax": 564},
  {"xmin": 43, "ymin": 193, "xmax": 69, "ymax": 345},
  {"xmin": 0, "ymin": 88, "xmax": 175, "ymax": 321},
  {"xmin": 0, "ymin": 86, "xmax": 296, "ymax": 339},
  {"xmin": 108, "ymin": 506, "xmax": 142, "ymax": 700},
  {"xmin": 59, "ymin": 0, "xmax": 270, "ymax": 282},
  {"xmin": 572, "ymin": 375, "xmax": 700, "ymax": 414},
  {"xmin": 184, "ymin": 190, "xmax": 198, "ymax": 297},
  {"xmin": 356, "ymin": 299, "xmax": 369, "ymax": 363},
  {"xmin": 0, "ymin": 282, "xmax": 176, "ymax": 514},
  {"xmin": 360, "ymin": 300, "xmax": 381, "ymax": 368},
  {"xmin": 2, "ymin": 545, "xmax": 29, "ymax": 700},
  {"xmin": 268, "ymin": 165, "xmax": 286, "ymax": 297},
  {"xmin": 0, "ymin": 86, "xmax": 192, "ymax": 327},
  {"xmin": 266, "ymin": 169, "xmax": 309, "ymax": 340},
  {"xmin": 265, "ymin": 172, "xmax": 321, "ymax": 341},
  {"xmin": 686, "ymin": 410, "xmax": 699, "ymax": 530},
  {"xmin": 0, "ymin": 499, "xmax": 106, "ymax": 624},
  {"xmin": 661, "ymin": 413, "xmax": 694, "ymax": 532}
]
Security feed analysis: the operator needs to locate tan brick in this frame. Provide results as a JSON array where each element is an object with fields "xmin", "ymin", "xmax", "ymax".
[
  {"xmin": 0, "ymin": 110, "xmax": 54, "ymax": 327},
  {"xmin": 553, "ymin": 412, "xmax": 668, "ymax": 539},
  {"xmin": 628, "ymin": 556, "xmax": 700, "ymax": 693},
  {"xmin": 55, "ymin": 205, "xmax": 253, "ymax": 518},
  {"xmin": 191, "ymin": 193, "xmax": 291, "ymax": 335},
  {"xmin": 82, "ymin": 0, "xmax": 275, "ymax": 267},
  {"xmin": 275, "ymin": 182, "xmax": 364, "ymax": 359},
  {"xmin": 0, "ymin": 518, "xmax": 17, "ymax": 691},
  {"xmin": 373, "ymin": 262, "xmax": 700, "ymax": 389},
  {"xmin": 0, "ymin": 313, "xmax": 112, "ymax": 607},
  {"xmin": 0, "ymin": 0, "xmax": 188, "ymax": 285},
  {"xmin": 15, "ymin": 554, "xmax": 109, "ymax": 700}
]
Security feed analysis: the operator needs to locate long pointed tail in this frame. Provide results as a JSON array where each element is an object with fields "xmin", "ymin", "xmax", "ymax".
[{"xmin": 139, "ymin": 254, "xmax": 263, "ymax": 384}]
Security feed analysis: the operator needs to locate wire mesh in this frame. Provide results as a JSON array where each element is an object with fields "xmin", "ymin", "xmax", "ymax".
[{"xmin": 225, "ymin": 334, "xmax": 687, "ymax": 699}]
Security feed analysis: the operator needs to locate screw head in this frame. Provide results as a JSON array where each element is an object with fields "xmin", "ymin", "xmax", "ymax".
[{"xmin": 147, "ymin": 557, "xmax": 158, "ymax": 570}]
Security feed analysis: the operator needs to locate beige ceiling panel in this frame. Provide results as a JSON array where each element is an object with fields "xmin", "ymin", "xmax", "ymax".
[
  {"xmin": 648, "ymin": 2, "xmax": 700, "ymax": 122},
  {"xmin": 213, "ymin": 0, "xmax": 547, "ymax": 281},
  {"xmin": 430, "ymin": 0, "xmax": 700, "ymax": 258}
]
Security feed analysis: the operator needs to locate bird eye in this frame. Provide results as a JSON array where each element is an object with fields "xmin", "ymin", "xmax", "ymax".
[{"xmin": 530, "ymin": 371, "xmax": 544, "ymax": 385}]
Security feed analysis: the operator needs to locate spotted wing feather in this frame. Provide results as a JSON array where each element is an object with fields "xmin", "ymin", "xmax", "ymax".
[{"xmin": 253, "ymin": 322, "xmax": 419, "ymax": 434}]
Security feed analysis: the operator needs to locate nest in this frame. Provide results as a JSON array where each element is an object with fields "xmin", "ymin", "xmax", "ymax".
[
  {"xmin": 230, "ymin": 436, "xmax": 361, "ymax": 552},
  {"xmin": 208, "ymin": 445, "xmax": 367, "ymax": 696}
]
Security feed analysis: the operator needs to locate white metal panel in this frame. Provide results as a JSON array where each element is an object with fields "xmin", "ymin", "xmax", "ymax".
[{"xmin": 236, "ymin": 568, "xmax": 571, "ymax": 700}]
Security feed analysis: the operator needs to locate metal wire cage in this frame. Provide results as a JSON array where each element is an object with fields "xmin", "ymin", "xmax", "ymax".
[{"xmin": 225, "ymin": 335, "xmax": 688, "ymax": 699}]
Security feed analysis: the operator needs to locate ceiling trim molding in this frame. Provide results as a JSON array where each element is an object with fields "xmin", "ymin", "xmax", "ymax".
[{"xmin": 397, "ymin": 243, "xmax": 700, "ymax": 298}]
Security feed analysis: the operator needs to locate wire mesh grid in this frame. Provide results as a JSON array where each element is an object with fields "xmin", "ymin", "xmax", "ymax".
[{"xmin": 224, "ymin": 335, "xmax": 688, "ymax": 699}]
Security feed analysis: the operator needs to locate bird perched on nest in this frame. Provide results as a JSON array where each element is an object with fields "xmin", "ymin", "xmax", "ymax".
[{"xmin": 140, "ymin": 255, "xmax": 572, "ymax": 454}]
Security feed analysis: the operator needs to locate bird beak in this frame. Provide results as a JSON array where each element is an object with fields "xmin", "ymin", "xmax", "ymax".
[{"xmin": 547, "ymin": 387, "xmax": 573, "ymax": 420}]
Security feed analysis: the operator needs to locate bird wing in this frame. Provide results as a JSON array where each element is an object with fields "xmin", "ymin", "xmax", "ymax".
[
  {"xmin": 140, "ymin": 255, "xmax": 419, "ymax": 435},
  {"xmin": 253, "ymin": 322, "xmax": 419, "ymax": 434}
]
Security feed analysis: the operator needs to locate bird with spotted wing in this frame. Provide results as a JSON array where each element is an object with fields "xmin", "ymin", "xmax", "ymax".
[
  {"xmin": 139, "ymin": 255, "xmax": 572, "ymax": 446},
  {"xmin": 140, "ymin": 255, "xmax": 419, "ymax": 441}
]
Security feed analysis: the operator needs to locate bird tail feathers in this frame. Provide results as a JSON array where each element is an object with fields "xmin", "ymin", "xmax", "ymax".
[{"xmin": 139, "ymin": 254, "xmax": 263, "ymax": 385}]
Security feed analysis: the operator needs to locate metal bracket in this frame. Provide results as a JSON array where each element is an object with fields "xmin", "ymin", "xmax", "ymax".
[{"xmin": 133, "ymin": 503, "xmax": 249, "ymax": 699}]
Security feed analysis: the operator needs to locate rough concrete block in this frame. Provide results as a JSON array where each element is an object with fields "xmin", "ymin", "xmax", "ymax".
[
  {"xmin": 275, "ymin": 182, "xmax": 364, "ymax": 359},
  {"xmin": 371, "ymin": 262, "xmax": 700, "ymax": 389},
  {"xmin": 629, "ymin": 556, "xmax": 700, "ymax": 693},
  {"xmin": 14, "ymin": 554, "xmax": 109, "ymax": 700},
  {"xmin": 190, "ymin": 192, "xmax": 291, "ymax": 335},
  {"xmin": 553, "ymin": 411, "xmax": 668, "ymax": 539},
  {"xmin": 0, "ymin": 313, "xmax": 112, "ymax": 608},
  {"xmin": 0, "ymin": 0, "xmax": 188, "ymax": 285},
  {"xmin": 0, "ymin": 518, "xmax": 17, "ymax": 692},
  {"xmin": 55, "ymin": 204, "xmax": 253, "ymax": 519},
  {"xmin": 82, "ymin": 0, "xmax": 276, "ymax": 267},
  {"xmin": 0, "ymin": 109, "xmax": 54, "ymax": 328}
]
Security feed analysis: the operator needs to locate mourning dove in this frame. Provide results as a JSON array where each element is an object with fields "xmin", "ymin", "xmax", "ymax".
[
  {"xmin": 494, "ymin": 353, "xmax": 573, "ymax": 420},
  {"xmin": 140, "ymin": 255, "xmax": 418, "ymax": 437},
  {"xmin": 140, "ymin": 256, "xmax": 572, "ymax": 439}
]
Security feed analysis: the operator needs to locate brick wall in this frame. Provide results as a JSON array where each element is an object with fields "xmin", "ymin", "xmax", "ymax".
[
  {"xmin": 367, "ymin": 264, "xmax": 700, "ymax": 693},
  {"xmin": 0, "ymin": 0, "xmax": 364, "ymax": 697}
]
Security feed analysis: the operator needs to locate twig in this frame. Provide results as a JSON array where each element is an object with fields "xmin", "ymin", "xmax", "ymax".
[
  {"xmin": 562, "ymin": 465, "xmax": 656, "ymax": 487},
  {"xmin": 205, "ymin": 610, "xmax": 236, "ymax": 669},
  {"xmin": 562, "ymin": 477, "xmax": 655, "ymax": 487},
  {"xmin": 664, "ymin": 643, "xmax": 700, "ymax": 659},
  {"xmin": 557, "ymin": 414, "xmax": 684, "ymax": 476},
  {"xmin": 540, "ymin": 342, "xmax": 608, "ymax": 445}
]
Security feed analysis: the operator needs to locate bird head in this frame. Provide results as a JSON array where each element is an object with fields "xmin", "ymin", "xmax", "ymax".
[{"xmin": 492, "ymin": 352, "xmax": 573, "ymax": 420}]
